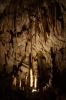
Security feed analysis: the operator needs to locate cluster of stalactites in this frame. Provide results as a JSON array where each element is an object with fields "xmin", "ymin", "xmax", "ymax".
[
  {"xmin": 34, "ymin": 1, "xmax": 63, "ymax": 43},
  {"xmin": 0, "ymin": 0, "xmax": 63, "ymax": 43}
]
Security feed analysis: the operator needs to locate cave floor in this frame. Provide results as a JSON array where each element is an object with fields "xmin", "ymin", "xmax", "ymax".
[{"xmin": 0, "ymin": 85, "xmax": 66, "ymax": 100}]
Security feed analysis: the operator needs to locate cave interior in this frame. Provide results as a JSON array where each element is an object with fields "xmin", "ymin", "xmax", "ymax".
[{"xmin": 0, "ymin": 0, "xmax": 66, "ymax": 100}]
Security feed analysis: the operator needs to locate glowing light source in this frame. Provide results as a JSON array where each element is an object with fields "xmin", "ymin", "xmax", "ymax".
[
  {"xmin": 34, "ymin": 77, "xmax": 37, "ymax": 88},
  {"xmin": 30, "ymin": 68, "xmax": 33, "ymax": 87},
  {"xmin": 32, "ymin": 89, "xmax": 37, "ymax": 92}
]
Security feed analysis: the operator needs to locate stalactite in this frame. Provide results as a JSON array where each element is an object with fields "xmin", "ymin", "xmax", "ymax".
[
  {"xmin": 50, "ymin": 3, "xmax": 55, "ymax": 31},
  {"xmin": 27, "ymin": 26, "xmax": 33, "ymax": 66},
  {"xmin": 35, "ymin": 19, "xmax": 37, "ymax": 43},
  {"xmin": 35, "ymin": 18, "xmax": 38, "ymax": 43},
  {"xmin": 14, "ymin": 1, "xmax": 18, "ymax": 37},
  {"xmin": 8, "ymin": 5, "xmax": 10, "ymax": 31},
  {"xmin": 54, "ymin": 3, "xmax": 56, "ymax": 27},
  {"xmin": 48, "ymin": 4, "xmax": 53, "ymax": 31},
  {"xmin": 35, "ymin": 7, "xmax": 39, "ymax": 43},
  {"xmin": 46, "ymin": 23, "xmax": 50, "ymax": 36},
  {"xmin": 55, "ymin": 1, "xmax": 64, "ymax": 35},
  {"xmin": 30, "ymin": 27, "xmax": 33, "ymax": 64},
  {"xmin": 42, "ymin": 17, "xmax": 48, "ymax": 43},
  {"xmin": 48, "ymin": 6, "xmax": 52, "ymax": 29},
  {"xmin": 14, "ymin": 8, "xmax": 16, "ymax": 36}
]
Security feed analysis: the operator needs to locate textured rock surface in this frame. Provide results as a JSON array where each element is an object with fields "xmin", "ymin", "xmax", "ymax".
[{"xmin": 0, "ymin": 0, "xmax": 66, "ymax": 83}]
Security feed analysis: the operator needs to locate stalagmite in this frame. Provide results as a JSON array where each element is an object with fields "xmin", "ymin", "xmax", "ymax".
[
  {"xmin": 19, "ymin": 79, "xmax": 21, "ymax": 88},
  {"xmin": 30, "ymin": 68, "xmax": 33, "ymax": 87},
  {"xmin": 34, "ymin": 77, "xmax": 37, "ymax": 89}
]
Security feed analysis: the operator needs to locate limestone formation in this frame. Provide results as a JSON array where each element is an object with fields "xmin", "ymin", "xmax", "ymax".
[{"xmin": 0, "ymin": 0, "xmax": 66, "ymax": 85}]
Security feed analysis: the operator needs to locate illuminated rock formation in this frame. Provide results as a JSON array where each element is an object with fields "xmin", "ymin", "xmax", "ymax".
[{"xmin": 0, "ymin": 0, "xmax": 66, "ymax": 87}]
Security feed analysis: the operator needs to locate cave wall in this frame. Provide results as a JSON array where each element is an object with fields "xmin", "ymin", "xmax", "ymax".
[{"xmin": 0, "ymin": 0, "xmax": 66, "ymax": 81}]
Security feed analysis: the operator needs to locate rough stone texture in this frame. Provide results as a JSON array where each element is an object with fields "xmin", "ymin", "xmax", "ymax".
[{"xmin": 0, "ymin": 0, "xmax": 66, "ymax": 83}]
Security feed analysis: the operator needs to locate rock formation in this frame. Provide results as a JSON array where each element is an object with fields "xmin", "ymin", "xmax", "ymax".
[{"xmin": 0, "ymin": 0, "xmax": 66, "ymax": 87}]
